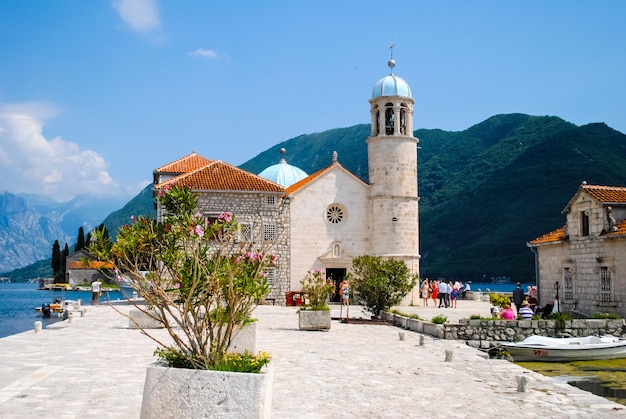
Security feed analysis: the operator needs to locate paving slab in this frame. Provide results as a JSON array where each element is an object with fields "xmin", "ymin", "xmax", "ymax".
[{"xmin": 0, "ymin": 300, "xmax": 624, "ymax": 418}]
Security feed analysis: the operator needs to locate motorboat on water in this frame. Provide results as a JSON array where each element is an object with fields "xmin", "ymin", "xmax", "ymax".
[
  {"xmin": 35, "ymin": 299, "xmax": 76, "ymax": 317},
  {"xmin": 500, "ymin": 335, "xmax": 626, "ymax": 362}
]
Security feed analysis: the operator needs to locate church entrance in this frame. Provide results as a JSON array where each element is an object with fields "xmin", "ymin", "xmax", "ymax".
[{"xmin": 326, "ymin": 268, "xmax": 346, "ymax": 302}]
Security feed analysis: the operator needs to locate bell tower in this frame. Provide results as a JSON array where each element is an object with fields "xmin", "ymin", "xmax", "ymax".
[{"xmin": 367, "ymin": 52, "xmax": 420, "ymax": 286}]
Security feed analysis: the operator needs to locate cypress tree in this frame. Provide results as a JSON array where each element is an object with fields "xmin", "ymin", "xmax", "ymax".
[
  {"xmin": 59, "ymin": 243, "xmax": 70, "ymax": 283},
  {"xmin": 51, "ymin": 240, "xmax": 61, "ymax": 275},
  {"xmin": 75, "ymin": 226, "xmax": 85, "ymax": 252}
]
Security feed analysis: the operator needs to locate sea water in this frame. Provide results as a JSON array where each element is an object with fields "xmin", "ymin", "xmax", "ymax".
[{"xmin": 0, "ymin": 282, "xmax": 125, "ymax": 338}]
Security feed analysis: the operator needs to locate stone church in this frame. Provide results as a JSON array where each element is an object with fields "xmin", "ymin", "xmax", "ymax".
[
  {"xmin": 153, "ymin": 58, "xmax": 421, "ymax": 305},
  {"xmin": 529, "ymin": 182, "xmax": 626, "ymax": 317}
]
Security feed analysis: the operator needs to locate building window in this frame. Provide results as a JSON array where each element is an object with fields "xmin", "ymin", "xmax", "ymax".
[
  {"xmin": 264, "ymin": 268, "xmax": 275, "ymax": 286},
  {"xmin": 266, "ymin": 196, "xmax": 275, "ymax": 206},
  {"xmin": 263, "ymin": 224, "xmax": 276, "ymax": 241},
  {"xmin": 326, "ymin": 203, "xmax": 346, "ymax": 224},
  {"xmin": 563, "ymin": 268, "xmax": 573, "ymax": 301},
  {"xmin": 600, "ymin": 266, "xmax": 612, "ymax": 302},
  {"xmin": 385, "ymin": 103, "xmax": 394, "ymax": 135},
  {"xmin": 239, "ymin": 223, "xmax": 253, "ymax": 241},
  {"xmin": 581, "ymin": 211, "xmax": 589, "ymax": 236}
]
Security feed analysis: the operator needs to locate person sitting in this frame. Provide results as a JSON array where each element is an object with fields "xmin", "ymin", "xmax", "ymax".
[
  {"xmin": 518, "ymin": 301, "xmax": 534, "ymax": 319},
  {"xmin": 501, "ymin": 303, "xmax": 516, "ymax": 320}
]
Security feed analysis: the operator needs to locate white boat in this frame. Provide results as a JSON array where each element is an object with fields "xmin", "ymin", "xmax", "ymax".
[{"xmin": 501, "ymin": 335, "xmax": 626, "ymax": 362}]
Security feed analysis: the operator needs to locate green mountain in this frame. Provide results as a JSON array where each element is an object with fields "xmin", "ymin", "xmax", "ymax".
[
  {"xmin": 7, "ymin": 113, "xmax": 626, "ymax": 283},
  {"xmin": 241, "ymin": 113, "xmax": 626, "ymax": 281}
]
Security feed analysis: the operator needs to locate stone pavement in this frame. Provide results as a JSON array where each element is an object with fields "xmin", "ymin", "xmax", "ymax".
[{"xmin": 0, "ymin": 300, "xmax": 625, "ymax": 418}]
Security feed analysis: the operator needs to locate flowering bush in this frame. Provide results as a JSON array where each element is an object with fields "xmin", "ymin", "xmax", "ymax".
[
  {"xmin": 96, "ymin": 184, "xmax": 275, "ymax": 370},
  {"xmin": 300, "ymin": 269, "xmax": 334, "ymax": 311}
]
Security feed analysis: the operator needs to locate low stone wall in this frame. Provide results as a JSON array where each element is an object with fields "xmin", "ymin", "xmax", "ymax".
[{"xmin": 384, "ymin": 312, "xmax": 625, "ymax": 349}]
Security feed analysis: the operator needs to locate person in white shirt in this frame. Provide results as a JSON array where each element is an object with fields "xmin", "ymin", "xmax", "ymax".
[{"xmin": 91, "ymin": 279, "xmax": 102, "ymax": 306}]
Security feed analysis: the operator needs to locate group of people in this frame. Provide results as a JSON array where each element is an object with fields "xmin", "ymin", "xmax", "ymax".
[
  {"xmin": 420, "ymin": 278, "xmax": 470, "ymax": 308},
  {"xmin": 492, "ymin": 282, "xmax": 538, "ymax": 320}
]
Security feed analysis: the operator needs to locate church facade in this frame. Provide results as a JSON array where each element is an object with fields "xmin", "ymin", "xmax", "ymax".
[{"xmin": 152, "ymin": 58, "xmax": 421, "ymax": 305}]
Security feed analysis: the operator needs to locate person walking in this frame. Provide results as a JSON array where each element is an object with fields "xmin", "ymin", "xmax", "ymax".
[
  {"xmin": 512, "ymin": 282, "xmax": 525, "ymax": 314},
  {"xmin": 91, "ymin": 278, "xmax": 102, "ymax": 306}
]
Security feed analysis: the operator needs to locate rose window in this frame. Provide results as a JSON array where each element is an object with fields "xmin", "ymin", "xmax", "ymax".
[{"xmin": 326, "ymin": 205, "xmax": 345, "ymax": 224}]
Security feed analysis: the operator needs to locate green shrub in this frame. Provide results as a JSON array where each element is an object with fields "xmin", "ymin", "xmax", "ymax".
[
  {"xmin": 348, "ymin": 255, "xmax": 418, "ymax": 316},
  {"xmin": 431, "ymin": 314, "xmax": 448, "ymax": 324}
]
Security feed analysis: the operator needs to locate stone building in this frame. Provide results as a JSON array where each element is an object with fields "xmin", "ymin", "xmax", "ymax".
[
  {"xmin": 153, "ymin": 57, "xmax": 421, "ymax": 305},
  {"xmin": 153, "ymin": 156, "xmax": 290, "ymax": 304},
  {"xmin": 529, "ymin": 182, "xmax": 626, "ymax": 317},
  {"xmin": 66, "ymin": 249, "xmax": 112, "ymax": 288}
]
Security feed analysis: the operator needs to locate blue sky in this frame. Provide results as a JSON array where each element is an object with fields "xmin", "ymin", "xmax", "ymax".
[{"xmin": 1, "ymin": 1, "xmax": 625, "ymax": 202}]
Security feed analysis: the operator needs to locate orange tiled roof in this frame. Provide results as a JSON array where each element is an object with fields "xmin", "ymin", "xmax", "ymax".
[
  {"xmin": 581, "ymin": 184, "xmax": 626, "ymax": 204},
  {"xmin": 156, "ymin": 161, "xmax": 285, "ymax": 193},
  {"xmin": 154, "ymin": 152, "xmax": 213, "ymax": 175},
  {"xmin": 286, "ymin": 163, "xmax": 339, "ymax": 194},
  {"xmin": 286, "ymin": 162, "xmax": 367, "ymax": 194},
  {"xmin": 529, "ymin": 226, "xmax": 567, "ymax": 245},
  {"xmin": 605, "ymin": 219, "xmax": 626, "ymax": 237},
  {"xmin": 69, "ymin": 261, "xmax": 113, "ymax": 270}
]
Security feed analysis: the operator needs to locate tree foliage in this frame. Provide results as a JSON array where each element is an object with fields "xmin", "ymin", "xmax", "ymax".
[
  {"xmin": 348, "ymin": 255, "xmax": 417, "ymax": 316},
  {"xmin": 100, "ymin": 184, "xmax": 274, "ymax": 370},
  {"xmin": 75, "ymin": 226, "xmax": 85, "ymax": 252},
  {"xmin": 51, "ymin": 240, "xmax": 61, "ymax": 275}
]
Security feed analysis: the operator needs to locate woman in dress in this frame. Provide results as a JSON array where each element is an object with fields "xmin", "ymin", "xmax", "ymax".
[
  {"xmin": 430, "ymin": 280, "xmax": 439, "ymax": 306},
  {"xmin": 421, "ymin": 279, "xmax": 430, "ymax": 306}
]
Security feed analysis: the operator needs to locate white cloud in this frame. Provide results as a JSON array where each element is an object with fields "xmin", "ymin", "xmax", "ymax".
[
  {"xmin": 0, "ymin": 102, "xmax": 123, "ymax": 202},
  {"xmin": 189, "ymin": 49, "xmax": 218, "ymax": 59},
  {"xmin": 113, "ymin": 0, "xmax": 160, "ymax": 34}
]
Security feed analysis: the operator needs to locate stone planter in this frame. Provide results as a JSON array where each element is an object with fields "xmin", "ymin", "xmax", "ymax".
[
  {"xmin": 140, "ymin": 361, "xmax": 273, "ymax": 419},
  {"xmin": 128, "ymin": 309, "xmax": 164, "ymax": 329},
  {"xmin": 228, "ymin": 321, "xmax": 258, "ymax": 354},
  {"xmin": 298, "ymin": 310, "xmax": 331, "ymax": 331}
]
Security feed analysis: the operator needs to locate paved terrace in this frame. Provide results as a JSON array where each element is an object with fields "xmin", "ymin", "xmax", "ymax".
[{"xmin": 0, "ymin": 299, "xmax": 625, "ymax": 418}]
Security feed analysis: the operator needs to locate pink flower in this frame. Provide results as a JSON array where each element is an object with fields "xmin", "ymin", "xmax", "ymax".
[
  {"xmin": 173, "ymin": 282, "xmax": 180, "ymax": 289},
  {"xmin": 218, "ymin": 212, "xmax": 233, "ymax": 222},
  {"xmin": 130, "ymin": 215, "xmax": 135, "ymax": 221}
]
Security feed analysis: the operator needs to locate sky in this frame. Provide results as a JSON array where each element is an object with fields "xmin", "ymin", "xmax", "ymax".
[{"xmin": 1, "ymin": 1, "xmax": 625, "ymax": 203}]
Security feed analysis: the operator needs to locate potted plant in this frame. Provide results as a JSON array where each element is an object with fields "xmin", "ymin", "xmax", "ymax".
[
  {"xmin": 92, "ymin": 184, "xmax": 274, "ymax": 418},
  {"xmin": 298, "ymin": 269, "xmax": 334, "ymax": 330}
]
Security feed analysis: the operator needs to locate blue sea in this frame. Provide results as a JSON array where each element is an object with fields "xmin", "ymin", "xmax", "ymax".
[{"xmin": 0, "ymin": 282, "xmax": 126, "ymax": 339}]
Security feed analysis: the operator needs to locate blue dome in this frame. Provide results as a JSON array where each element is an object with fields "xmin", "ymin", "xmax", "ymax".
[
  {"xmin": 372, "ymin": 74, "xmax": 412, "ymax": 99},
  {"xmin": 258, "ymin": 159, "xmax": 308, "ymax": 187}
]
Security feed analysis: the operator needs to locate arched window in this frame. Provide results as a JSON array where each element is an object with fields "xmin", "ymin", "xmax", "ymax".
[
  {"xmin": 400, "ymin": 103, "xmax": 407, "ymax": 135},
  {"xmin": 385, "ymin": 103, "xmax": 394, "ymax": 135}
]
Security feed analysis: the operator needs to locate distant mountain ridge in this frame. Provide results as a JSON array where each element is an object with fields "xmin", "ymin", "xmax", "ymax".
[
  {"xmin": 4, "ymin": 113, "xmax": 626, "ymax": 282},
  {"xmin": 0, "ymin": 192, "xmax": 128, "ymax": 274}
]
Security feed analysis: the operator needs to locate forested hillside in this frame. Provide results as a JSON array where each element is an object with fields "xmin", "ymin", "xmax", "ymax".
[{"xmin": 241, "ymin": 113, "xmax": 626, "ymax": 281}]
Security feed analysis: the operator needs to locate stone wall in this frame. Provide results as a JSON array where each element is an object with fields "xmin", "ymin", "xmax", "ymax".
[{"xmin": 384, "ymin": 311, "xmax": 625, "ymax": 349}]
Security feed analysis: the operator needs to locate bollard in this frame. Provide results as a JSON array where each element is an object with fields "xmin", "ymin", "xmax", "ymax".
[
  {"xmin": 398, "ymin": 332, "xmax": 405, "ymax": 341},
  {"xmin": 68, "ymin": 312, "xmax": 74, "ymax": 323},
  {"xmin": 444, "ymin": 349, "xmax": 454, "ymax": 362},
  {"xmin": 419, "ymin": 335, "xmax": 425, "ymax": 346},
  {"xmin": 34, "ymin": 321, "xmax": 42, "ymax": 333},
  {"xmin": 516, "ymin": 375, "xmax": 530, "ymax": 392}
]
